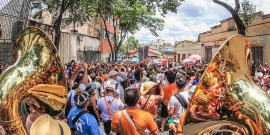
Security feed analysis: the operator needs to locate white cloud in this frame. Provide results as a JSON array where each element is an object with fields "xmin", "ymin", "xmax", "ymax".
[{"xmin": 133, "ymin": 0, "xmax": 270, "ymax": 44}]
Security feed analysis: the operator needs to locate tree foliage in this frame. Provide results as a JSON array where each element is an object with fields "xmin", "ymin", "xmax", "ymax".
[
  {"xmin": 213, "ymin": 0, "xmax": 256, "ymax": 36},
  {"xmin": 32, "ymin": 0, "xmax": 94, "ymax": 49},
  {"xmin": 89, "ymin": 0, "xmax": 165, "ymax": 61},
  {"xmin": 239, "ymin": 0, "xmax": 256, "ymax": 28},
  {"xmin": 31, "ymin": 0, "xmax": 183, "ymax": 56},
  {"xmin": 120, "ymin": 36, "xmax": 140, "ymax": 52}
]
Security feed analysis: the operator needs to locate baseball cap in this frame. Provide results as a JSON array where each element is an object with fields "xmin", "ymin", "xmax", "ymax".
[
  {"xmin": 109, "ymin": 70, "xmax": 118, "ymax": 77},
  {"xmin": 30, "ymin": 114, "xmax": 71, "ymax": 135}
]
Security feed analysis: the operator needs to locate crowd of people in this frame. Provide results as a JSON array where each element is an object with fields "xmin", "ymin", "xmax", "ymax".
[{"xmin": 0, "ymin": 59, "xmax": 269, "ymax": 135}]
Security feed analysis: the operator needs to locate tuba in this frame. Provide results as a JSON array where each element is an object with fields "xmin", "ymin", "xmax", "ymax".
[
  {"xmin": 0, "ymin": 27, "xmax": 67, "ymax": 134},
  {"xmin": 183, "ymin": 35, "xmax": 270, "ymax": 135}
]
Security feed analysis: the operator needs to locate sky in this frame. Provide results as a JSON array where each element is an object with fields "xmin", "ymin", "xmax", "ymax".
[{"xmin": 133, "ymin": 0, "xmax": 270, "ymax": 44}]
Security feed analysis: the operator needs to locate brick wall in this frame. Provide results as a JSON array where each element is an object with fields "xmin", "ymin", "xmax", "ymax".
[
  {"xmin": 100, "ymin": 38, "xmax": 114, "ymax": 54},
  {"xmin": 0, "ymin": 42, "xmax": 13, "ymax": 66}
]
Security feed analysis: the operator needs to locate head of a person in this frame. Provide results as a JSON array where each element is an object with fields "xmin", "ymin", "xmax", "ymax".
[
  {"xmin": 134, "ymin": 70, "xmax": 142, "ymax": 81},
  {"xmin": 75, "ymin": 75, "xmax": 83, "ymax": 84},
  {"xmin": 30, "ymin": 114, "xmax": 71, "ymax": 135},
  {"xmin": 90, "ymin": 73, "xmax": 96, "ymax": 81},
  {"xmin": 140, "ymin": 81, "xmax": 156, "ymax": 95},
  {"xmin": 124, "ymin": 88, "xmax": 140, "ymax": 107},
  {"xmin": 175, "ymin": 74, "xmax": 186, "ymax": 89},
  {"xmin": 165, "ymin": 71, "xmax": 176, "ymax": 84},
  {"xmin": 73, "ymin": 89, "xmax": 89, "ymax": 109},
  {"xmin": 105, "ymin": 84, "xmax": 115, "ymax": 94},
  {"xmin": 109, "ymin": 70, "xmax": 118, "ymax": 80}
]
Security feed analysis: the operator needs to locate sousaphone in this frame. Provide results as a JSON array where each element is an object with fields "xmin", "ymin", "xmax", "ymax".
[
  {"xmin": 0, "ymin": 27, "xmax": 67, "ymax": 134},
  {"xmin": 183, "ymin": 35, "xmax": 270, "ymax": 135}
]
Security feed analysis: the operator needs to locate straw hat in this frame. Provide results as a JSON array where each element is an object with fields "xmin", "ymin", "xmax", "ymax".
[
  {"xmin": 106, "ymin": 84, "xmax": 115, "ymax": 91},
  {"xmin": 109, "ymin": 70, "xmax": 118, "ymax": 77},
  {"xmin": 140, "ymin": 81, "xmax": 156, "ymax": 95},
  {"xmin": 30, "ymin": 114, "xmax": 71, "ymax": 135}
]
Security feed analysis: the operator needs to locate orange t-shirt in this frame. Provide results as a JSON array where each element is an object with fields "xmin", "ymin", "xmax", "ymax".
[
  {"xmin": 163, "ymin": 83, "xmax": 178, "ymax": 105},
  {"xmin": 102, "ymin": 74, "xmax": 108, "ymax": 82},
  {"xmin": 111, "ymin": 108, "xmax": 158, "ymax": 135}
]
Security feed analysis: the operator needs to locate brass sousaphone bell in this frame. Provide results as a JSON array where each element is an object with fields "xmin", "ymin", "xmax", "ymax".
[
  {"xmin": 0, "ymin": 27, "xmax": 67, "ymax": 134},
  {"xmin": 183, "ymin": 35, "xmax": 270, "ymax": 135}
]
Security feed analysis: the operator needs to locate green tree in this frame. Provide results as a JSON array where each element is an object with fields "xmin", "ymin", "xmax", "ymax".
[
  {"xmin": 126, "ymin": 36, "xmax": 139, "ymax": 50},
  {"xmin": 92, "ymin": 0, "xmax": 165, "ymax": 61},
  {"xmin": 213, "ymin": 0, "xmax": 256, "ymax": 36},
  {"xmin": 32, "ymin": 0, "xmax": 94, "ymax": 49}
]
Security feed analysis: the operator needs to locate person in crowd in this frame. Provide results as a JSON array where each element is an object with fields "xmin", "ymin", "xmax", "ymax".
[
  {"xmin": 86, "ymin": 86, "xmax": 100, "ymax": 124},
  {"xmin": 67, "ymin": 63, "xmax": 89, "ymax": 111},
  {"xmin": 103, "ymin": 70, "xmax": 124, "ymax": 101},
  {"xmin": 160, "ymin": 71, "xmax": 177, "ymax": 132},
  {"xmin": 101, "ymin": 70, "xmax": 108, "ymax": 82},
  {"xmin": 142, "ymin": 70, "xmax": 149, "ymax": 82},
  {"xmin": 25, "ymin": 104, "xmax": 42, "ymax": 134},
  {"xmin": 111, "ymin": 88, "xmax": 158, "ymax": 135},
  {"xmin": 68, "ymin": 89, "xmax": 100, "ymax": 135},
  {"xmin": 97, "ymin": 85, "xmax": 124, "ymax": 135},
  {"xmin": 90, "ymin": 73, "xmax": 104, "ymax": 99},
  {"xmin": 0, "ymin": 124, "xmax": 6, "ymax": 135},
  {"xmin": 170, "ymin": 85, "xmax": 196, "ymax": 135},
  {"xmin": 130, "ymin": 70, "xmax": 143, "ymax": 92},
  {"xmin": 140, "ymin": 81, "xmax": 164, "ymax": 119},
  {"xmin": 167, "ymin": 74, "xmax": 189, "ymax": 134},
  {"xmin": 30, "ymin": 114, "xmax": 71, "ymax": 135}
]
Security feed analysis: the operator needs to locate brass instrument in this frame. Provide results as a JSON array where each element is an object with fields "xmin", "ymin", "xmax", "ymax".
[
  {"xmin": 183, "ymin": 35, "xmax": 270, "ymax": 135},
  {"xmin": 0, "ymin": 27, "xmax": 67, "ymax": 134}
]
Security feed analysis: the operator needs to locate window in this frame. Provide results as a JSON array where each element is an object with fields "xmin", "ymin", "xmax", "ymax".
[
  {"xmin": 116, "ymin": 36, "xmax": 119, "ymax": 43},
  {"xmin": 110, "ymin": 33, "xmax": 114, "ymax": 41},
  {"xmin": 251, "ymin": 46, "xmax": 263, "ymax": 65},
  {"xmin": 61, "ymin": 19, "xmax": 67, "ymax": 26},
  {"xmin": 102, "ymin": 29, "xmax": 107, "ymax": 39},
  {"xmin": 205, "ymin": 47, "xmax": 212, "ymax": 63}
]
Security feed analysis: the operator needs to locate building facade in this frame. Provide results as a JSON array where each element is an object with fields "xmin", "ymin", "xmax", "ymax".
[
  {"xmin": 41, "ymin": 11, "xmax": 120, "ymax": 62},
  {"xmin": 173, "ymin": 40, "xmax": 202, "ymax": 62},
  {"xmin": 199, "ymin": 11, "xmax": 270, "ymax": 64}
]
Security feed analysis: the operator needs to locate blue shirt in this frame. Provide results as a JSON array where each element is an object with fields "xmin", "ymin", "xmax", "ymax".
[
  {"xmin": 68, "ymin": 107, "xmax": 100, "ymax": 135},
  {"xmin": 96, "ymin": 96, "xmax": 124, "ymax": 122}
]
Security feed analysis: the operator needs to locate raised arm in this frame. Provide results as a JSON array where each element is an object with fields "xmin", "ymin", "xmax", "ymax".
[{"xmin": 81, "ymin": 62, "xmax": 89, "ymax": 86}]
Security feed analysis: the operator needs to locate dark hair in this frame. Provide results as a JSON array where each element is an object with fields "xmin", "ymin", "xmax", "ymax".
[
  {"xmin": 166, "ymin": 71, "xmax": 176, "ymax": 84},
  {"xmin": 72, "ymin": 83, "xmax": 79, "ymax": 90},
  {"xmin": 90, "ymin": 73, "xmax": 96, "ymax": 80},
  {"xmin": 134, "ymin": 70, "xmax": 142, "ymax": 81},
  {"xmin": 124, "ymin": 88, "xmax": 140, "ymax": 107},
  {"xmin": 73, "ymin": 92, "xmax": 89, "ymax": 108},
  {"xmin": 75, "ymin": 76, "xmax": 83, "ymax": 84},
  {"xmin": 175, "ymin": 74, "xmax": 186, "ymax": 89}
]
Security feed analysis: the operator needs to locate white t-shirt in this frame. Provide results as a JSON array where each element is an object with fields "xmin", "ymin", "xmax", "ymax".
[
  {"xmin": 103, "ymin": 79, "xmax": 124, "ymax": 100},
  {"xmin": 168, "ymin": 91, "xmax": 189, "ymax": 123},
  {"xmin": 92, "ymin": 81, "xmax": 104, "ymax": 100}
]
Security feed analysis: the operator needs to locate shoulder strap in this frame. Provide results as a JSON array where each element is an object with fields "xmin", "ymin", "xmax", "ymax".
[
  {"xmin": 118, "ymin": 111, "xmax": 124, "ymax": 135},
  {"xmin": 72, "ymin": 110, "xmax": 88, "ymax": 125},
  {"xmin": 174, "ymin": 93, "xmax": 188, "ymax": 109},
  {"xmin": 122, "ymin": 110, "xmax": 146, "ymax": 135},
  {"xmin": 141, "ymin": 94, "xmax": 152, "ymax": 110}
]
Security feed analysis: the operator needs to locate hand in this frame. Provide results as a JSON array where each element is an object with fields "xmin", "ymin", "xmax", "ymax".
[{"xmin": 83, "ymin": 62, "xmax": 88, "ymax": 69}]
